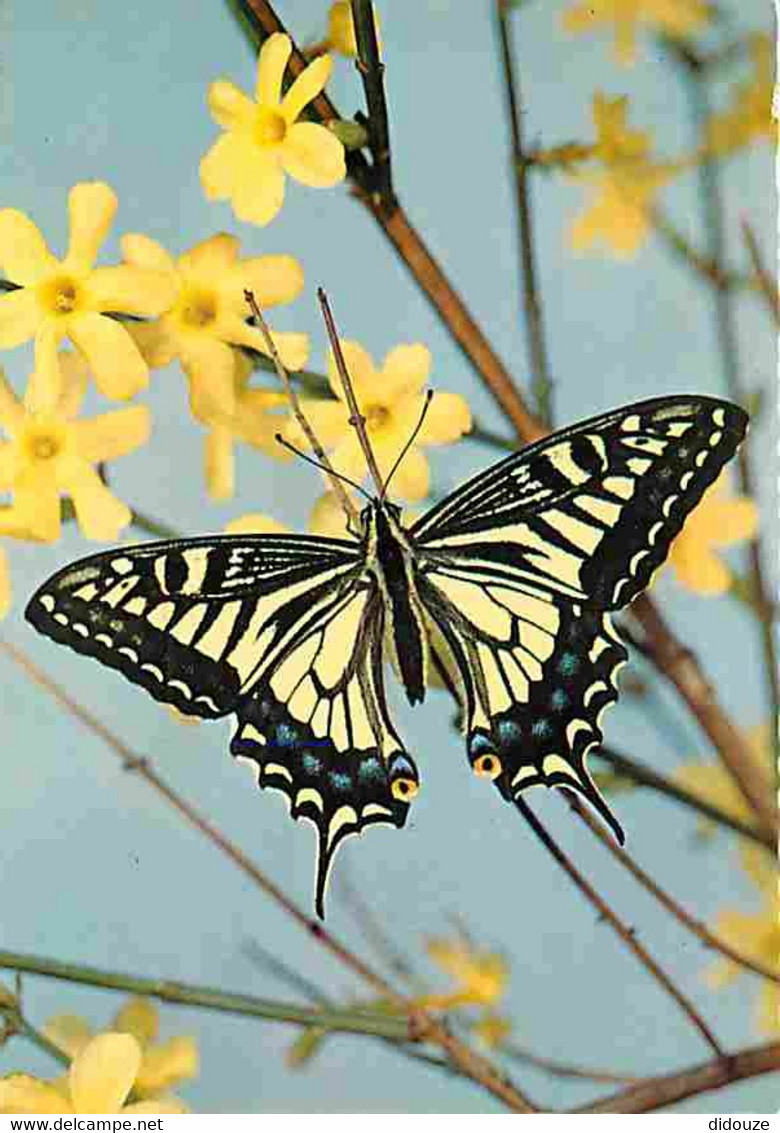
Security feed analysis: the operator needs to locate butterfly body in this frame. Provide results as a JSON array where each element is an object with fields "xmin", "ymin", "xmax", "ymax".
[{"xmin": 26, "ymin": 395, "xmax": 748, "ymax": 916}]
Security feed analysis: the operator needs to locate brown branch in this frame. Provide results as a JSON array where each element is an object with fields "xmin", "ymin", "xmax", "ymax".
[
  {"xmin": 502, "ymin": 1041, "xmax": 641, "ymax": 1085},
  {"xmin": 514, "ymin": 798, "xmax": 725, "ymax": 1057},
  {"xmin": 563, "ymin": 791, "xmax": 780, "ymax": 985},
  {"xmin": 495, "ymin": 0, "xmax": 553, "ymax": 425},
  {"xmin": 741, "ymin": 218, "xmax": 780, "ymax": 326},
  {"xmin": 1, "ymin": 638, "xmax": 537, "ymax": 1114},
  {"xmin": 576, "ymin": 1040, "xmax": 780, "ymax": 1113},
  {"xmin": 350, "ymin": 0, "xmax": 394, "ymax": 207},
  {"xmin": 630, "ymin": 595, "xmax": 777, "ymax": 839}
]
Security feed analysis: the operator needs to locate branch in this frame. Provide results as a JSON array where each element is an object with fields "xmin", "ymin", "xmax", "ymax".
[
  {"xmin": 741, "ymin": 218, "xmax": 780, "ymax": 326},
  {"xmin": 576, "ymin": 1040, "xmax": 780, "ymax": 1113},
  {"xmin": 596, "ymin": 744, "xmax": 773, "ymax": 850},
  {"xmin": 495, "ymin": 0, "xmax": 554, "ymax": 425},
  {"xmin": 1, "ymin": 639, "xmax": 537, "ymax": 1114},
  {"xmin": 514, "ymin": 798, "xmax": 724, "ymax": 1057},
  {"xmin": 350, "ymin": 0, "xmax": 394, "ymax": 207},
  {"xmin": 563, "ymin": 791, "xmax": 780, "ymax": 985}
]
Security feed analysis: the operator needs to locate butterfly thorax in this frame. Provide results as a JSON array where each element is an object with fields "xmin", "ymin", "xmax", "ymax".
[{"xmin": 363, "ymin": 500, "xmax": 428, "ymax": 706}]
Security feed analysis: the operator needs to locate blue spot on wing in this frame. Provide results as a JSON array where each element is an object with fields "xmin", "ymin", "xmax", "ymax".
[{"xmin": 557, "ymin": 651, "xmax": 580, "ymax": 677}]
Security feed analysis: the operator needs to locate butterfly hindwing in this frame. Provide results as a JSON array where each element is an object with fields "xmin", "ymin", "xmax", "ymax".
[
  {"xmin": 230, "ymin": 586, "xmax": 419, "ymax": 917},
  {"xmin": 413, "ymin": 396, "xmax": 748, "ymax": 609},
  {"xmin": 421, "ymin": 570, "xmax": 627, "ymax": 836}
]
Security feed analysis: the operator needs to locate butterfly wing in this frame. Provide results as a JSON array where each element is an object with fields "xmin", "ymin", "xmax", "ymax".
[
  {"xmin": 26, "ymin": 533, "xmax": 419, "ymax": 916},
  {"xmin": 413, "ymin": 396, "xmax": 747, "ymax": 832}
]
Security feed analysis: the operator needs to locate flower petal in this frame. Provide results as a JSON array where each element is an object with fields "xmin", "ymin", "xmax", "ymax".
[
  {"xmin": 205, "ymin": 426, "xmax": 235, "ymax": 500},
  {"xmin": 0, "ymin": 286, "xmax": 43, "ymax": 348},
  {"xmin": 256, "ymin": 33, "xmax": 292, "ymax": 107},
  {"xmin": 0, "ymin": 210, "xmax": 55, "ymax": 284},
  {"xmin": 62, "ymin": 460, "xmax": 132, "ymax": 542},
  {"xmin": 112, "ymin": 998, "xmax": 159, "ymax": 1046},
  {"xmin": 25, "ymin": 327, "xmax": 66, "ymax": 415},
  {"xmin": 378, "ymin": 443, "xmax": 429, "ymax": 501},
  {"xmin": 284, "ymin": 398, "xmax": 349, "ymax": 449},
  {"xmin": 308, "ymin": 491, "xmax": 354, "ymax": 538},
  {"xmin": 227, "ymin": 318, "xmax": 308, "ymax": 370},
  {"xmin": 0, "ymin": 369, "xmax": 26, "ymax": 435},
  {"xmin": 281, "ymin": 122, "xmax": 346, "ymax": 187},
  {"xmin": 381, "ymin": 344, "xmax": 432, "ymax": 402},
  {"xmin": 232, "ymin": 160, "xmax": 286, "ymax": 227},
  {"xmin": 65, "ymin": 183, "xmax": 118, "ymax": 271},
  {"xmin": 86, "ymin": 266, "xmax": 176, "ymax": 318},
  {"xmin": 200, "ymin": 133, "xmax": 252, "ymax": 199},
  {"xmin": 178, "ymin": 233, "xmax": 239, "ymax": 279},
  {"xmin": 121, "ymin": 234, "xmax": 175, "ymax": 274},
  {"xmin": 669, "ymin": 543, "xmax": 732, "ymax": 595},
  {"xmin": 71, "ymin": 405, "xmax": 150, "ymax": 464},
  {"xmin": 398, "ymin": 390, "xmax": 472, "ymax": 446},
  {"xmin": 14, "ymin": 465, "xmax": 62, "ymax": 542},
  {"xmin": 57, "ymin": 350, "xmax": 93, "ymax": 420},
  {"xmin": 180, "ymin": 336, "xmax": 237, "ymax": 420},
  {"xmin": 125, "ymin": 319, "xmax": 177, "ymax": 370},
  {"xmin": 135, "ymin": 1037, "xmax": 199, "ymax": 1096},
  {"xmin": 0, "ymin": 1076, "xmax": 73, "ymax": 1114},
  {"xmin": 281, "ymin": 54, "xmax": 332, "ymax": 123},
  {"xmin": 68, "ymin": 312, "xmax": 149, "ymax": 400},
  {"xmin": 225, "ymin": 512, "xmax": 290, "ymax": 535},
  {"xmin": 69, "ymin": 1033, "xmax": 140, "ymax": 1114},
  {"xmin": 44, "ymin": 1015, "xmax": 94, "ymax": 1059},
  {"xmin": 710, "ymin": 498, "xmax": 759, "ymax": 548},
  {"xmin": 224, "ymin": 254, "xmax": 304, "ymax": 309},
  {"xmin": 207, "ymin": 79, "xmax": 255, "ymax": 131},
  {"xmin": 326, "ymin": 340, "xmax": 376, "ymax": 401}
]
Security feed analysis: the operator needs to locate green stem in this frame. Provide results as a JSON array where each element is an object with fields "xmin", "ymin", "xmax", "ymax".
[
  {"xmin": 0, "ymin": 951, "xmax": 411, "ymax": 1042},
  {"xmin": 130, "ymin": 510, "xmax": 182, "ymax": 541}
]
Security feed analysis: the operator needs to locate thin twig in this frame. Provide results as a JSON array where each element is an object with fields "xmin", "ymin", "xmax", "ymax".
[
  {"xmin": 501, "ymin": 1041, "xmax": 641, "ymax": 1085},
  {"xmin": 562, "ymin": 790, "xmax": 780, "ymax": 985},
  {"xmin": 630, "ymin": 595, "xmax": 777, "ymax": 839},
  {"xmin": 336, "ymin": 872, "xmax": 420, "ymax": 986},
  {"xmin": 350, "ymin": 0, "xmax": 394, "ymax": 208},
  {"xmin": 576, "ymin": 1040, "xmax": 780, "ymax": 1113},
  {"xmin": 130, "ymin": 510, "xmax": 182, "ymax": 541},
  {"xmin": 513, "ymin": 798, "xmax": 724, "ymax": 1057},
  {"xmin": 596, "ymin": 744, "xmax": 773, "ymax": 849},
  {"xmin": 741, "ymin": 217, "xmax": 780, "ymax": 326},
  {"xmin": 495, "ymin": 0, "xmax": 553, "ymax": 426},
  {"xmin": 1, "ymin": 639, "xmax": 537, "ymax": 1114},
  {"xmin": 244, "ymin": 290, "xmax": 360, "ymax": 527}
]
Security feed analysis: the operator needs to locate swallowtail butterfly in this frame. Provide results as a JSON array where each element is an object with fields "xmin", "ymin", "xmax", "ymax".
[{"xmin": 26, "ymin": 395, "xmax": 747, "ymax": 916}]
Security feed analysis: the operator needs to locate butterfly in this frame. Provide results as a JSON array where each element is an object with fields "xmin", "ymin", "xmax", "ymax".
[{"xmin": 26, "ymin": 394, "xmax": 747, "ymax": 917}]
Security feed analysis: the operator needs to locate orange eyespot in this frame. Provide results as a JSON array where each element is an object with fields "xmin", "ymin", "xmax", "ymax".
[
  {"xmin": 391, "ymin": 777, "xmax": 419, "ymax": 801},
  {"xmin": 473, "ymin": 753, "xmax": 503, "ymax": 780}
]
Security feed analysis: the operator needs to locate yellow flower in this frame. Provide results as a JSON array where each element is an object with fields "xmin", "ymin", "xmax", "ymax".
[
  {"xmin": 562, "ymin": 0, "xmax": 709, "ymax": 65},
  {"xmin": 705, "ymin": 843, "xmax": 779, "ymax": 1035},
  {"xmin": 418, "ymin": 936, "xmax": 509, "ymax": 1011},
  {"xmin": 308, "ymin": 489, "xmax": 359, "ymax": 537},
  {"xmin": 666, "ymin": 473, "xmax": 758, "ymax": 594},
  {"xmin": 0, "ymin": 1033, "xmax": 189, "ymax": 1114},
  {"xmin": 0, "ymin": 183, "xmax": 174, "ymax": 401},
  {"xmin": 704, "ymin": 35, "xmax": 777, "ymax": 157},
  {"xmin": 471, "ymin": 1011, "xmax": 512, "ymax": 1049},
  {"xmin": 673, "ymin": 723, "xmax": 771, "ymax": 833},
  {"xmin": 0, "ymin": 350, "xmax": 149, "ymax": 542},
  {"xmin": 287, "ymin": 340, "xmax": 472, "ymax": 502},
  {"xmin": 570, "ymin": 94, "xmax": 676, "ymax": 257},
  {"xmin": 200, "ymin": 33, "xmax": 346, "ymax": 227},
  {"xmin": 121, "ymin": 232, "xmax": 308, "ymax": 420},
  {"xmin": 324, "ymin": 2, "xmax": 382, "ymax": 58},
  {"xmin": 43, "ymin": 997, "xmax": 198, "ymax": 1101}
]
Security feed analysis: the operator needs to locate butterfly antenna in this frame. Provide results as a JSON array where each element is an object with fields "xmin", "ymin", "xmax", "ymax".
[
  {"xmin": 274, "ymin": 433, "xmax": 372, "ymax": 501},
  {"xmin": 244, "ymin": 290, "xmax": 360, "ymax": 527},
  {"xmin": 381, "ymin": 389, "xmax": 434, "ymax": 501},
  {"xmin": 317, "ymin": 288, "xmax": 386, "ymax": 498}
]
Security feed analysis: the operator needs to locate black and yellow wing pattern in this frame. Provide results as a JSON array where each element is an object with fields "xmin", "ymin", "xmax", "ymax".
[
  {"xmin": 26, "ymin": 534, "xmax": 419, "ymax": 917},
  {"xmin": 26, "ymin": 395, "xmax": 747, "ymax": 914},
  {"xmin": 412, "ymin": 396, "xmax": 747, "ymax": 834}
]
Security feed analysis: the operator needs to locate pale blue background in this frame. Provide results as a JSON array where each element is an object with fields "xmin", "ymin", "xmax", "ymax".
[{"xmin": 0, "ymin": 0, "xmax": 776, "ymax": 1114}]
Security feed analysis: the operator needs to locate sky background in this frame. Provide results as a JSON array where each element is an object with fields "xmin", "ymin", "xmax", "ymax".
[{"xmin": 0, "ymin": 0, "xmax": 776, "ymax": 1114}]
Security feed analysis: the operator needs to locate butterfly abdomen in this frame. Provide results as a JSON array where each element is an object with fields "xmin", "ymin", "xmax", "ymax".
[{"xmin": 371, "ymin": 504, "xmax": 427, "ymax": 705}]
